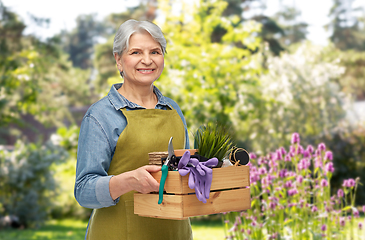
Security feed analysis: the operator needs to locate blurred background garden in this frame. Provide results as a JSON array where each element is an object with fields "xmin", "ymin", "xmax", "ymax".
[{"xmin": 0, "ymin": 0, "xmax": 365, "ymax": 239}]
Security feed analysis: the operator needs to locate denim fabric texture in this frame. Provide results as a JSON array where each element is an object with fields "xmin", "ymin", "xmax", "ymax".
[{"xmin": 74, "ymin": 83, "xmax": 189, "ymax": 209}]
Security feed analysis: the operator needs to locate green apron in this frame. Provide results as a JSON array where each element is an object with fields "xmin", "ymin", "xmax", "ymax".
[{"xmin": 86, "ymin": 108, "xmax": 193, "ymax": 240}]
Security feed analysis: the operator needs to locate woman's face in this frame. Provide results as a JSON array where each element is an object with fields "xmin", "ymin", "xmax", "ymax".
[{"xmin": 116, "ymin": 31, "xmax": 164, "ymax": 87}]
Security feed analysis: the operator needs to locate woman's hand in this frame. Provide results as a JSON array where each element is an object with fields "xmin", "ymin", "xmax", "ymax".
[{"xmin": 109, "ymin": 165, "xmax": 161, "ymax": 200}]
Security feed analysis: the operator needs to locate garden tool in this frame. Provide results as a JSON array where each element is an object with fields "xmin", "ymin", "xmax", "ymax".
[
  {"xmin": 158, "ymin": 137, "xmax": 175, "ymax": 204},
  {"xmin": 178, "ymin": 151, "xmax": 218, "ymax": 203}
]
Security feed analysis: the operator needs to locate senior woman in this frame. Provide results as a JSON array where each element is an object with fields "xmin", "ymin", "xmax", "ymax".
[{"xmin": 74, "ymin": 19, "xmax": 193, "ymax": 240}]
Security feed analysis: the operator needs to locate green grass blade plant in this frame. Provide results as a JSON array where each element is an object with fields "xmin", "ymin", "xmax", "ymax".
[{"xmin": 194, "ymin": 123, "xmax": 233, "ymax": 162}]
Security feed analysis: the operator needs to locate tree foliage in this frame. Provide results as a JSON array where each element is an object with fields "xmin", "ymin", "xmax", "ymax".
[
  {"xmin": 327, "ymin": 0, "xmax": 365, "ymax": 51},
  {"xmin": 155, "ymin": 0, "xmax": 263, "ymax": 145},
  {"xmin": 256, "ymin": 42, "xmax": 348, "ymax": 151},
  {"xmin": 0, "ymin": 2, "xmax": 93, "ymax": 143}
]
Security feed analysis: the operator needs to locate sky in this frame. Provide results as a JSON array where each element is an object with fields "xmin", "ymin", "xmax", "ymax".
[{"xmin": 2, "ymin": 0, "xmax": 365, "ymax": 46}]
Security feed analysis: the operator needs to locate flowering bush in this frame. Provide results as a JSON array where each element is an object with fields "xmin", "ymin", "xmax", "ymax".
[{"xmin": 223, "ymin": 133, "xmax": 364, "ymax": 240}]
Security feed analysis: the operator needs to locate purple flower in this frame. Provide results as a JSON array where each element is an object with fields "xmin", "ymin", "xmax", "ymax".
[
  {"xmin": 288, "ymin": 188, "xmax": 298, "ymax": 196},
  {"xmin": 275, "ymin": 151, "xmax": 283, "ymax": 160},
  {"xmin": 311, "ymin": 206, "xmax": 318, "ymax": 212},
  {"xmin": 290, "ymin": 145, "xmax": 296, "ymax": 154},
  {"xmin": 298, "ymin": 158, "xmax": 311, "ymax": 170},
  {"xmin": 296, "ymin": 145, "xmax": 304, "ymax": 154},
  {"xmin": 279, "ymin": 147, "xmax": 286, "ymax": 155},
  {"xmin": 321, "ymin": 179, "xmax": 328, "ymax": 187},
  {"xmin": 303, "ymin": 150, "xmax": 310, "ymax": 158},
  {"xmin": 354, "ymin": 209, "xmax": 360, "ymax": 218},
  {"xmin": 318, "ymin": 143, "xmax": 326, "ymax": 152},
  {"xmin": 337, "ymin": 189, "xmax": 344, "ymax": 198},
  {"xmin": 284, "ymin": 180, "xmax": 293, "ymax": 188},
  {"xmin": 249, "ymin": 152, "xmax": 257, "ymax": 159},
  {"xmin": 291, "ymin": 132, "xmax": 300, "ymax": 144},
  {"xmin": 325, "ymin": 162, "xmax": 335, "ymax": 173},
  {"xmin": 359, "ymin": 222, "xmax": 363, "ymax": 230},
  {"xmin": 321, "ymin": 224, "xmax": 327, "ymax": 231},
  {"xmin": 324, "ymin": 151, "xmax": 333, "ymax": 161},
  {"xmin": 258, "ymin": 167, "xmax": 267, "ymax": 175},
  {"xmin": 284, "ymin": 155, "xmax": 291, "ymax": 162},
  {"xmin": 279, "ymin": 169, "xmax": 287, "ymax": 178},
  {"xmin": 296, "ymin": 175, "xmax": 303, "ymax": 184},
  {"xmin": 343, "ymin": 178, "xmax": 356, "ymax": 188},
  {"xmin": 269, "ymin": 202, "xmax": 277, "ymax": 209},
  {"xmin": 306, "ymin": 145, "xmax": 314, "ymax": 154},
  {"xmin": 340, "ymin": 217, "xmax": 346, "ymax": 227}
]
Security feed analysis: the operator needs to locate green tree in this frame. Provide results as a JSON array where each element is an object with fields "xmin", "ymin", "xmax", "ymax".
[
  {"xmin": 273, "ymin": 4, "xmax": 308, "ymax": 47},
  {"xmin": 0, "ymin": 2, "xmax": 92, "ymax": 143},
  {"xmin": 156, "ymin": 0, "xmax": 264, "ymax": 146},
  {"xmin": 327, "ymin": 0, "xmax": 365, "ymax": 51},
  {"xmin": 255, "ymin": 42, "xmax": 347, "ymax": 151},
  {"xmin": 57, "ymin": 14, "xmax": 108, "ymax": 69}
]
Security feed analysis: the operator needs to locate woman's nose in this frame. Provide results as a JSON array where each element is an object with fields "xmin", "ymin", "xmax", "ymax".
[{"xmin": 141, "ymin": 53, "xmax": 152, "ymax": 65}]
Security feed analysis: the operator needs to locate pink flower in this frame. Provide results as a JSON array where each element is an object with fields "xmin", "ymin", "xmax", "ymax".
[
  {"xmin": 324, "ymin": 151, "xmax": 333, "ymax": 161},
  {"xmin": 296, "ymin": 175, "xmax": 303, "ymax": 184},
  {"xmin": 311, "ymin": 206, "xmax": 318, "ymax": 212},
  {"xmin": 249, "ymin": 153, "xmax": 257, "ymax": 159},
  {"xmin": 343, "ymin": 179, "xmax": 356, "ymax": 188},
  {"xmin": 284, "ymin": 155, "xmax": 291, "ymax": 162},
  {"xmin": 321, "ymin": 179, "xmax": 328, "ymax": 187},
  {"xmin": 337, "ymin": 189, "xmax": 344, "ymax": 198},
  {"xmin": 359, "ymin": 222, "xmax": 363, "ymax": 230},
  {"xmin": 340, "ymin": 217, "xmax": 346, "ymax": 227},
  {"xmin": 291, "ymin": 132, "xmax": 300, "ymax": 144},
  {"xmin": 325, "ymin": 162, "xmax": 335, "ymax": 173},
  {"xmin": 363, "ymin": 205, "xmax": 365, "ymax": 213},
  {"xmin": 279, "ymin": 147, "xmax": 286, "ymax": 155},
  {"xmin": 318, "ymin": 143, "xmax": 326, "ymax": 152},
  {"xmin": 296, "ymin": 145, "xmax": 304, "ymax": 154},
  {"xmin": 279, "ymin": 169, "xmax": 287, "ymax": 178},
  {"xmin": 354, "ymin": 209, "xmax": 360, "ymax": 218},
  {"xmin": 321, "ymin": 224, "xmax": 327, "ymax": 231},
  {"xmin": 306, "ymin": 145, "xmax": 314, "ymax": 154},
  {"xmin": 288, "ymin": 188, "xmax": 298, "ymax": 196}
]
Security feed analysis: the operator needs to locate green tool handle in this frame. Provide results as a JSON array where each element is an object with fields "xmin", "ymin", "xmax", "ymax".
[{"xmin": 158, "ymin": 165, "xmax": 168, "ymax": 204}]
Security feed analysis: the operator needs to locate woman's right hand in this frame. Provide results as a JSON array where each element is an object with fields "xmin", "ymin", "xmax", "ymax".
[{"xmin": 109, "ymin": 165, "xmax": 161, "ymax": 200}]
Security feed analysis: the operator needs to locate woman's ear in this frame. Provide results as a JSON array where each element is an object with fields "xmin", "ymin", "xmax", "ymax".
[{"xmin": 114, "ymin": 53, "xmax": 123, "ymax": 72}]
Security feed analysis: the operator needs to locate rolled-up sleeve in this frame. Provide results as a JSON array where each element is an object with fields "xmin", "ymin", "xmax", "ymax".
[{"xmin": 74, "ymin": 115, "xmax": 119, "ymax": 209}]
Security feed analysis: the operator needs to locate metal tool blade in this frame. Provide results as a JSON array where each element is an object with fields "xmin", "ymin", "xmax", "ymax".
[{"xmin": 168, "ymin": 136, "xmax": 174, "ymax": 159}]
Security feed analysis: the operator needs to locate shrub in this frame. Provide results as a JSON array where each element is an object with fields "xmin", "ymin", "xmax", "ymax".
[
  {"xmin": 0, "ymin": 140, "xmax": 68, "ymax": 228},
  {"xmin": 223, "ymin": 133, "xmax": 364, "ymax": 239}
]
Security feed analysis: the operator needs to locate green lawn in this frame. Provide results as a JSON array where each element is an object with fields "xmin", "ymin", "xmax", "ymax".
[{"xmin": 0, "ymin": 217, "xmax": 225, "ymax": 240}]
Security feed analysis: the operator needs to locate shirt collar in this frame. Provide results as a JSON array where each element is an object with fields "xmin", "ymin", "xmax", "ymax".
[{"xmin": 108, "ymin": 83, "xmax": 172, "ymax": 110}]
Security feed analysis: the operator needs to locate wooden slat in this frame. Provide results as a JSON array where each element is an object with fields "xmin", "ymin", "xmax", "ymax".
[
  {"xmin": 182, "ymin": 188, "xmax": 251, "ymax": 217},
  {"xmin": 151, "ymin": 165, "xmax": 250, "ymax": 194},
  {"xmin": 134, "ymin": 193, "xmax": 185, "ymax": 220},
  {"xmin": 134, "ymin": 188, "xmax": 251, "ymax": 220}
]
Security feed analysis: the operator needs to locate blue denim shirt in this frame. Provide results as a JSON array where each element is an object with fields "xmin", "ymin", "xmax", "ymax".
[{"xmin": 74, "ymin": 83, "xmax": 189, "ymax": 209}]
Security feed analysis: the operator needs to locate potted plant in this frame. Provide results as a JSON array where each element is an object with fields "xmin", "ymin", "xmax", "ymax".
[{"xmin": 193, "ymin": 123, "xmax": 233, "ymax": 167}]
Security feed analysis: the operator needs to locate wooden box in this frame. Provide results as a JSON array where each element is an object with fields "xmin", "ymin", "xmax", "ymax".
[{"xmin": 134, "ymin": 165, "xmax": 250, "ymax": 220}]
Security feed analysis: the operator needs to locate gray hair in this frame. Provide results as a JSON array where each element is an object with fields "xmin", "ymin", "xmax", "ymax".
[{"xmin": 113, "ymin": 19, "xmax": 167, "ymax": 56}]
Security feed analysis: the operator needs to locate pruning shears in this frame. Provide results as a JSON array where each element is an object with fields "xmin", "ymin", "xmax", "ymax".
[{"xmin": 158, "ymin": 137, "xmax": 175, "ymax": 204}]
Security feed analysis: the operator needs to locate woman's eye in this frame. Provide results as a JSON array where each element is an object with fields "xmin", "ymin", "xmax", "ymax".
[
  {"xmin": 132, "ymin": 51, "xmax": 139, "ymax": 54},
  {"xmin": 152, "ymin": 51, "xmax": 161, "ymax": 55}
]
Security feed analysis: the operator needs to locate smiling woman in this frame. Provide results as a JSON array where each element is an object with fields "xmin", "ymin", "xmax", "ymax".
[
  {"xmin": 74, "ymin": 19, "xmax": 192, "ymax": 240},
  {"xmin": 114, "ymin": 31, "xmax": 165, "ymax": 108}
]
